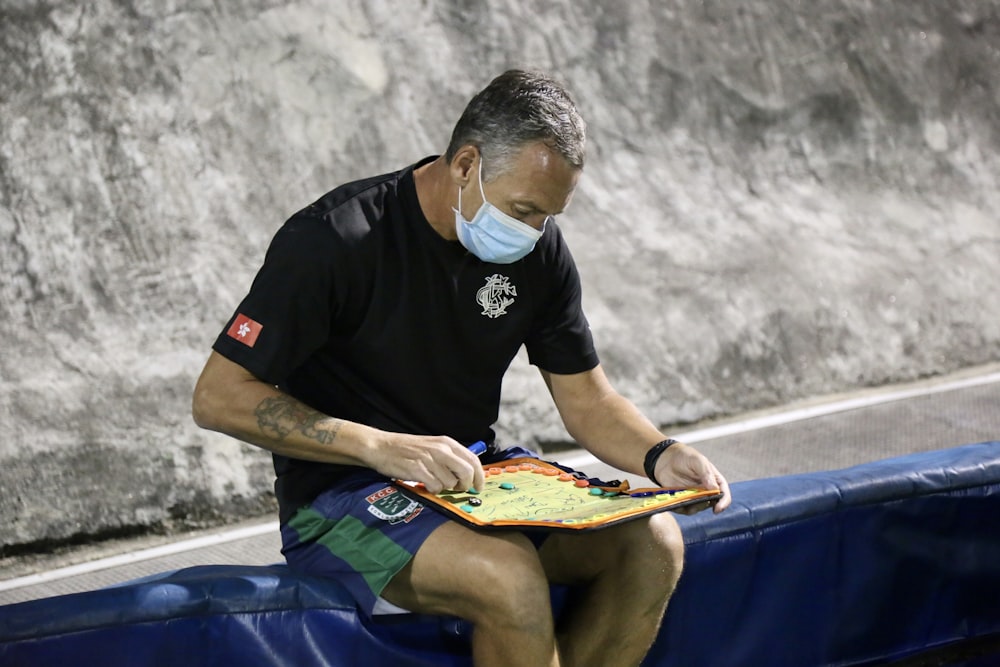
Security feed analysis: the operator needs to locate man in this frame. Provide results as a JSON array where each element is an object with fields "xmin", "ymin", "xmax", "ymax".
[{"xmin": 193, "ymin": 69, "xmax": 730, "ymax": 667}]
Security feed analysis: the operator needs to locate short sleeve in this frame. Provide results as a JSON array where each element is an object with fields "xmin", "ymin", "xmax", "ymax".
[
  {"xmin": 212, "ymin": 215, "xmax": 339, "ymax": 385},
  {"xmin": 523, "ymin": 225, "xmax": 599, "ymax": 374}
]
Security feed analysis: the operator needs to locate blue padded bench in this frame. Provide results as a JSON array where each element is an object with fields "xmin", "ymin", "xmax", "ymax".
[
  {"xmin": 2, "ymin": 441, "xmax": 999, "ymax": 666},
  {"xmin": 651, "ymin": 440, "xmax": 1000, "ymax": 667}
]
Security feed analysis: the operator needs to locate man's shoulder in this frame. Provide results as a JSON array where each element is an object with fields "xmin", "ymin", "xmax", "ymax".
[
  {"xmin": 286, "ymin": 159, "xmax": 428, "ymax": 241},
  {"xmin": 266, "ymin": 160, "xmax": 428, "ymax": 266},
  {"xmin": 302, "ymin": 168, "xmax": 403, "ymax": 221}
]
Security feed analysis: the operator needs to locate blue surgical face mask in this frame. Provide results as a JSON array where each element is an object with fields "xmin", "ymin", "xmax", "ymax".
[{"xmin": 453, "ymin": 158, "xmax": 547, "ymax": 264}]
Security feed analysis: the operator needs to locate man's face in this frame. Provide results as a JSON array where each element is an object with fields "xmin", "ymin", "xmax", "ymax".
[{"xmin": 464, "ymin": 142, "xmax": 581, "ymax": 230}]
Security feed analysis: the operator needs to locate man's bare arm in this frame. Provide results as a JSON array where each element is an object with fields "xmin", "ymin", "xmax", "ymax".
[
  {"xmin": 192, "ymin": 351, "xmax": 483, "ymax": 493},
  {"xmin": 541, "ymin": 364, "xmax": 731, "ymax": 512},
  {"xmin": 192, "ymin": 351, "xmax": 362, "ymax": 463}
]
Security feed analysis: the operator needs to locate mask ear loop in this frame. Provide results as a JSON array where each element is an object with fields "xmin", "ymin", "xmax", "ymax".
[{"xmin": 477, "ymin": 155, "xmax": 488, "ymax": 203}]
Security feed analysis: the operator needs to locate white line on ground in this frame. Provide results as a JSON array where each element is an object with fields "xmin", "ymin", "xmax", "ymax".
[
  {"xmin": 4, "ymin": 368, "xmax": 998, "ymax": 594},
  {"xmin": 0, "ymin": 521, "xmax": 279, "ymax": 593},
  {"xmin": 556, "ymin": 369, "xmax": 1000, "ymax": 469}
]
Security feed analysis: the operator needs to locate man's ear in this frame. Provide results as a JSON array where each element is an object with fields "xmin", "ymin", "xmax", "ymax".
[{"xmin": 449, "ymin": 145, "xmax": 480, "ymax": 186}]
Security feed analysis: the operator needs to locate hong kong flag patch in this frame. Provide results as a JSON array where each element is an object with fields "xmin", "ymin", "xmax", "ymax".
[{"xmin": 227, "ymin": 313, "xmax": 263, "ymax": 348}]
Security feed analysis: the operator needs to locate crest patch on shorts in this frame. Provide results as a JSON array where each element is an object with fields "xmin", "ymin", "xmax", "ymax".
[{"xmin": 365, "ymin": 486, "xmax": 423, "ymax": 525}]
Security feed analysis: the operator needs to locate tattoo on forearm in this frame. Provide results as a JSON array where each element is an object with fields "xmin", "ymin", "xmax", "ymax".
[{"xmin": 254, "ymin": 395, "xmax": 343, "ymax": 445}]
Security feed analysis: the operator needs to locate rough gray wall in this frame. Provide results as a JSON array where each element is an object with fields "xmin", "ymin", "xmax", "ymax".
[{"xmin": 2, "ymin": 0, "xmax": 998, "ymax": 551}]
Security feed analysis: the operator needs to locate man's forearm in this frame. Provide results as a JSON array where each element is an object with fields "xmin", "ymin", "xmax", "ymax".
[
  {"xmin": 193, "ymin": 351, "xmax": 485, "ymax": 493},
  {"xmin": 566, "ymin": 389, "xmax": 666, "ymax": 476},
  {"xmin": 253, "ymin": 394, "xmax": 343, "ymax": 447},
  {"xmin": 192, "ymin": 351, "xmax": 379, "ymax": 466}
]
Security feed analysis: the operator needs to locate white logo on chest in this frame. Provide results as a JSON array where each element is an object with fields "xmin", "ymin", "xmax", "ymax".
[{"xmin": 477, "ymin": 274, "xmax": 517, "ymax": 319}]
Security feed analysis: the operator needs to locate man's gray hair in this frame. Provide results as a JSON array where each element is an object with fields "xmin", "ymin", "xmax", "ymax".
[{"xmin": 445, "ymin": 70, "xmax": 586, "ymax": 181}]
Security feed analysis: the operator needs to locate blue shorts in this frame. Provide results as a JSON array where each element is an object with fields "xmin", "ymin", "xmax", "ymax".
[{"xmin": 280, "ymin": 446, "xmax": 546, "ymax": 617}]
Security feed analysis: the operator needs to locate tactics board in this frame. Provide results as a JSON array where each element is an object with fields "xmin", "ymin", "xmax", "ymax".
[{"xmin": 395, "ymin": 457, "xmax": 722, "ymax": 532}]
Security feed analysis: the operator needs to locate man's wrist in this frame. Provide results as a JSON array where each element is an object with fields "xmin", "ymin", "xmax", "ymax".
[{"xmin": 643, "ymin": 439, "xmax": 679, "ymax": 486}]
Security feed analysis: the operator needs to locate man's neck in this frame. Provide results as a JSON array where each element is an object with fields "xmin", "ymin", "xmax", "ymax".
[{"xmin": 413, "ymin": 156, "xmax": 459, "ymax": 241}]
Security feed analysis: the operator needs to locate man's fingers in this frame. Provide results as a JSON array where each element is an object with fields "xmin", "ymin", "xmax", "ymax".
[
  {"xmin": 423, "ymin": 479, "xmax": 445, "ymax": 494},
  {"xmin": 472, "ymin": 465, "xmax": 485, "ymax": 494},
  {"xmin": 713, "ymin": 476, "xmax": 732, "ymax": 513},
  {"xmin": 703, "ymin": 465, "xmax": 732, "ymax": 513},
  {"xmin": 674, "ymin": 499, "xmax": 715, "ymax": 516},
  {"xmin": 432, "ymin": 444, "xmax": 481, "ymax": 492},
  {"xmin": 384, "ymin": 436, "xmax": 487, "ymax": 494},
  {"xmin": 446, "ymin": 441, "xmax": 488, "ymax": 493},
  {"xmin": 460, "ymin": 446, "xmax": 486, "ymax": 493}
]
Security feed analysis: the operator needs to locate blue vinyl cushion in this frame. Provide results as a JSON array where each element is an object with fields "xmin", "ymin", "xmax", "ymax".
[{"xmin": 2, "ymin": 442, "xmax": 998, "ymax": 666}]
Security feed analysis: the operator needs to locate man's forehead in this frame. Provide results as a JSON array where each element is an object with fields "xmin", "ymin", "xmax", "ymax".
[
  {"xmin": 494, "ymin": 144, "xmax": 580, "ymax": 213},
  {"xmin": 502, "ymin": 189, "xmax": 575, "ymax": 217}
]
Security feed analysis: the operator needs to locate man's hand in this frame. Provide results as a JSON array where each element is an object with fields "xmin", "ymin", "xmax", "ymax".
[
  {"xmin": 653, "ymin": 442, "xmax": 732, "ymax": 514},
  {"xmin": 367, "ymin": 434, "xmax": 486, "ymax": 495}
]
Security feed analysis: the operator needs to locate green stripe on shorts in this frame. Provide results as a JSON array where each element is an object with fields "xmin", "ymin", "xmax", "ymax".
[{"xmin": 288, "ymin": 506, "xmax": 415, "ymax": 596}]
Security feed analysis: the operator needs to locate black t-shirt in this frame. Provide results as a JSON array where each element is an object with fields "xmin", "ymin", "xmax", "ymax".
[{"xmin": 213, "ymin": 156, "xmax": 599, "ymax": 521}]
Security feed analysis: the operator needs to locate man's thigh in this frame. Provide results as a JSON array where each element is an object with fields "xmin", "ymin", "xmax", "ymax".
[
  {"xmin": 381, "ymin": 520, "xmax": 550, "ymax": 622},
  {"xmin": 537, "ymin": 512, "xmax": 684, "ymax": 585}
]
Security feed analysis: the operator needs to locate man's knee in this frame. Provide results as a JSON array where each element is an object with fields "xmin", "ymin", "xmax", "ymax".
[
  {"xmin": 593, "ymin": 514, "xmax": 685, "ymax": 594},
  {"xmin": 539, "ymin": 512, "xmax": 685, "ymax": 589},
  {"xmin": 648, "ymin": 512, "xmax": 685, "ymax": 560},
  {"xmin": 647, "ymin": 513, "xmax": 686, "ymax": 580}
]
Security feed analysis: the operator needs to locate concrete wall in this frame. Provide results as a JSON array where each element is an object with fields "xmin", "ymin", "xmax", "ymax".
[{"xmin": 2, "ymin": 0, "xmax": 998, "ymax": 551}]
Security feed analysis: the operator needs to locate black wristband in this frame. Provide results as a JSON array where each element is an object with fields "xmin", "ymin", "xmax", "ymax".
[{"xmin": 643, "ymin": 439, "xmax": 679, "ymax": 486}]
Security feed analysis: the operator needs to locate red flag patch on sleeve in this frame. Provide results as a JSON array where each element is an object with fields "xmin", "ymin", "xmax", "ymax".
[{"xmin": 227, "ymin": 313, "xmax": 263, "ymax": 348}]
